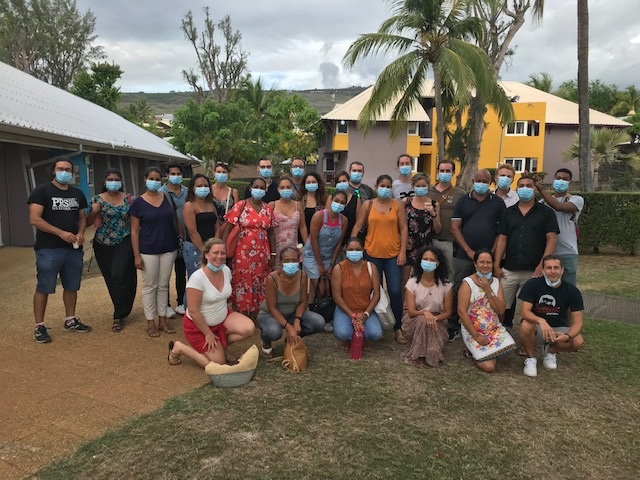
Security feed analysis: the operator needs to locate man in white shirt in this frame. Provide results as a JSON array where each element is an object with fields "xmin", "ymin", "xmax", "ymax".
[{"xmin": 493, "ymin": 163, "xmax": 518, "ymax": 207}]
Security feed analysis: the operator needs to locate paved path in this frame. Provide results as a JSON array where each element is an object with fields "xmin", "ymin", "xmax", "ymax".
[{"xmin": 0, "ymin": 242, "xmax": 256, "ymax": 479}]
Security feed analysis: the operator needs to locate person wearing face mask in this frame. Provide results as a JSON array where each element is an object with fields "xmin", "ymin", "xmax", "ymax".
[
  {"xmin": 28, "ymin": 158, "xmax": 90, "ymax": 343},
  {"xmin": 458, "ymin": 249, "xmax": 515, "ymax": 373},
  {"xmin": 86, "ymin": 168, "xmax": 136, "ymax": 333},
  {"xmin": 351, "ymin": 174, "xmax": 408, "ymax": 344},
  {"xmin": 493, "ymin": 174, "xmax": 559, "ymax": 328},
  {"xmin": 222, "ymin": 177, "xmax": 276, "ymax": 319},
  {"xmin": 182, "ymin": 175, "xmax": 221, "ymax": 305},
  {"xmin": 518, "ymin": 255, "xmax": 585, "ymax": 377},
  {"xmin": 167, "ymin": 238, "xmax": 255, "ymax": 368},
  {"xmin": 130, "ymin": 166, "xmax": 181, "ymax": 337},
  {"xmin": 400, "ymin": 246, "xmax": 453, "ymax": 367},
  {"xmin": 493, "ymin": 163, "xmax": 518, "ymax": 207},
  {"xmin": 449, "ymin": 169, "xmax": 506, "ymax": 341},
  {"xmin": 289, "ymin": 157, "xmax": 306, "ymax": 196},
  {"xmin": 326, "ymin": 171, "xmax": 361, "ymax": 247},
  {"xmin": 392, "ymin": 154, "xmax": 414, "ymax": 200},
  {"xmin": 269, "ymin": 176, "xmax": 308, "ymax": 269},
  {"xmin": 535, "ymin": 169, "xmax": 584, "ymax": 286},
  {"xmin": 211, "ymin": 161, "xmax": 239, "ymax": 226},
  {"xmin": 299, "ymin": 172, "xmax": 328, "ymax": 236},
  {"xmin": 244, "ymin": 158, "xmax": 280, "ymax": 203},
  {"xmin": 346, "ymin": 161, "xmax": 374, "ymax": 201},
  {"xmin": 256, "ymin": 247, "xmax": 325, "ymax": 357}
]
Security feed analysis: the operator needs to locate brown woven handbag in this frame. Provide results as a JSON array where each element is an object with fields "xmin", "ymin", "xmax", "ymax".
[{"xmin": 282, "ymin": 338, "xmax": 309, "ymax": 372}]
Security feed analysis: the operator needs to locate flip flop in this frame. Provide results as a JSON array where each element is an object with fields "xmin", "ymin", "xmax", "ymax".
[
  {"xmin": 147, "ymin": 327, "xmax": 160, "ymax": 338},
  {"xmin": 112, "ymin": 319, "xmax": 123, "ymax": 332},
  {"xmin": 167, "ymin": 341, "xmax": 181, "ymax": 365}
]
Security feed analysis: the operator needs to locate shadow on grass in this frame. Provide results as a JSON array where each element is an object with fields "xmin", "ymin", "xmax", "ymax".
[{"xmin": 37, "ymin": 319, "xmax": 640, "ymax": 480}]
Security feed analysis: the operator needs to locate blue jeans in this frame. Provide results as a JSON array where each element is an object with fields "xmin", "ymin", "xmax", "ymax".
[
  {"xmin": 182, "ymin": 241, "xmax": 201, "ymax": 308},
  {"xmin": 365, "ymin": 254, "xmax": 403, "ymax": 330},
  {"xmin": 333, "ymin": 306, "xmax": 383, "ymax": 342},
  {"xmin": 256, "ymin": 310, "xmax": 325, "ymax": 343}
]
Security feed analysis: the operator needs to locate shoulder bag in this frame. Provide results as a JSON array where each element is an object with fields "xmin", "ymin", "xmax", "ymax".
[
  {"xmin": 225, "ymin": 200, "xmax": 246, "ymax": 259},
  {"xmin": 309, "ymin": 275, "xmax": 335, "ymax": 323},
  {"xmin": 366, "ymin": 262, "xmax": 394, "ymax": 329}
]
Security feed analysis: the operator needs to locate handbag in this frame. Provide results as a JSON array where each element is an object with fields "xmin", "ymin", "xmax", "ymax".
[
  {"xmin": 282, "ymin": 338, "xmax": 309, "ymax": 372},
  {"xmin": 357, "ymin": 200, "xmax": 374, "ymax": 242},
  {"xmin": 309, "ymin": 276, "xmax": 335, "ymax": 323},
  {"xmin": 366, "ymin": 262, "xmax": 394, "ymax": 330},
  {"xmin": 225, "ymin": 200, "xmax": 246, "ymax": 259}
]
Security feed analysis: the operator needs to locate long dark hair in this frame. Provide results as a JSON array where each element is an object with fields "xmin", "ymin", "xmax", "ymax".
[
  {"xmin": 301, "ymin": 172, "xmax": 327, "ymax": 205},
  {"xmin": 99, "ymin": 168, "xmax": 124, "ymax": 193},
  {"xmin": 186, "ymin": 174, "xmax": 212, "ymax": 202},
  {"xmin": 412, "ymin": 245, "xmax": 449, "ymax": 286}
]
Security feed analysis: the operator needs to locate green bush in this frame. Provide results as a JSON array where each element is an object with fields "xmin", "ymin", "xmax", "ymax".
[{"xmin": 577, "ymin": 192, "xmax": 640, "ymax": 254}]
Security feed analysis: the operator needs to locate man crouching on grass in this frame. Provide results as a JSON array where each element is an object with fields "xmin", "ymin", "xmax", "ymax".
[{"xmin": 518, "ymin": 255, "xmax": 585, "ymax": 378}]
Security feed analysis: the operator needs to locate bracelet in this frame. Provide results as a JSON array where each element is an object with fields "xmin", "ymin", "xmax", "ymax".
[
  {"xmin": 294, "ymin": 316, "xmax": 302, "ymax": 322},
  {"xmin": 566, "ymin": 333, "xmax": 572, "ymax": 340},
  {"xmin": 270, "ymin": 252, "xmax": 276, "ymax": 256},
  {"xmin": 363, "ymin": 311, "xmax": 370, "ymax": 319}
]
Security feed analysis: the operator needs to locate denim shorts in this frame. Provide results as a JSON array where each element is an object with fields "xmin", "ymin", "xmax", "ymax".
[{"xmin": 35, "ymin": 248, "xmax": 84, "ymax": 294}]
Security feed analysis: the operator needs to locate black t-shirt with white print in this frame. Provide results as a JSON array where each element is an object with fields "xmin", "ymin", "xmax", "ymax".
[
  {"xmin": 518, "ymin": 276, "xmax": 584, "ymax": 328},
  {"xmin": 27, "ymin": 182, "xmax": 88, "ymax": 250}
]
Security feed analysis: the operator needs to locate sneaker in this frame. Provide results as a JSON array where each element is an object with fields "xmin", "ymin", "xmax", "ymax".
[
  {"xmin": 542, "ymin": 344, "xmax": 557, "ymax": 370},
  {"xmin": 166, "ymin": 306, "xmax": 176, "ymax": 319},
  {"xmin": 447, "ymin": 329, "xmax": 461, "ymax": 343},
  {"xmin": 63, "ymin": 317, "xmax": 92, "ymax": 333},
  {"xmin": 523, "ymin": 357, "xmax": 538, "ymax": 377},
  {"xmin": 34, "ymin": 325, "xmax": 52, "ymax": 343},
  {"xmin": 175, "ymin": 304, "xmax": 185, "ymax": 315},
  {"xmin": 324, "ymin": 322, "xmax": 334, "ymax": 332}
]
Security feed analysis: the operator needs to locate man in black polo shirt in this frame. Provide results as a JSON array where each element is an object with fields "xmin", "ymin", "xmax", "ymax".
[
  {"xmin": 449, "ymin": 169, "xmax": 505, "ymax": 338},
  {"xmin": 243, "ymin": 157, "xmax": 280, "ymax": 203},
  {"xmin": 518, "ymin": 255, "xmax": 585, "ymax": 377},
  {"xmin": 494, "ymin": 174, "xmax": 559, "ymax": 321}
]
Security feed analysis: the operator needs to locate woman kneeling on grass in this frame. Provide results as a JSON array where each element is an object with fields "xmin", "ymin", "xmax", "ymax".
[
  {"xmin": 167, "ymin": 238, "xmax": 255, "ymax": 367},
  {"xmin": 256, "ymin": 247, "xmax": 325, "ymax": 357}
]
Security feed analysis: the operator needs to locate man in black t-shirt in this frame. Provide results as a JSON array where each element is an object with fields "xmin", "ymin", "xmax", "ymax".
[
  {"xmin": 27, "ymin": 158, "xmax": 91, "ymax": 343},
  {"xmin": 243, "ymin": 158, "xmax": 280, "ymax": 203},
  {"xmin": 518, "ymin": 255, "xmax": 585, "ymax": 377}
]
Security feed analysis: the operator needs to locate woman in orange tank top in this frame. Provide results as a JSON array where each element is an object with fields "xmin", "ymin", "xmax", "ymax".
[{"xmin": 351, "ymin": 175, "xmax": 408, "ymax": 344}]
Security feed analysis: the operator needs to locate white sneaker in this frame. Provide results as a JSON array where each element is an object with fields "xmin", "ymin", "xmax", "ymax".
[
  {"xmin": 543, "ymin": 344, "xmax": 557, "ymax": 370},
  {"xmin": 523, "ymin": 357, "xmax": 538, "ymax": 377},
  {"xmin": 175, "ymin": 304, "xmax": 185, "ymax": 315},
  {"xmin": 166, "ymin": 306, "xmax": 176, "ymax": 319}
]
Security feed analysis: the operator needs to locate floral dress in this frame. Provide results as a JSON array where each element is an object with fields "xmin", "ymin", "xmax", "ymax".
[
  {"xmin": 405, "ymin": 202, "xmax": 436, "ymax": 264},
  {"xmin": 225, "ymin": 200, "xmax": 276, "ymax": 314},
  {"xmin": 91, "ymin": 194, "xmax": 132, "ymax": 246},
  {"xmin": 273, "ymin": 207, "xmax": 300, "ymax": 269}
]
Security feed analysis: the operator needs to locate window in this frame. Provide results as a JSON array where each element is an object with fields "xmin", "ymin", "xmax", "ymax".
[
  {"xmin": 526, "ymin": 158, "xmax": 538, "ymax": 172},
  {"xmin": 325, "ymin": 173, "xmax": 334, "ymax": 184},
  {"xmin": 324, "ymin": 155, "xmax": 336, "ymax": 172},
  {"xmin": 527, "ymin": 121, "xmax": 540, "ymax": 137},
  {"xmin": 407, "ymin": 121, "xmax": 419, "ymax": 135},
  {"xmin": 504, "ymin": 158, "xmax": 524, "ymax": 172},
  {"xmin": 506, "ymin": 121, "xmax": 527, "ymax": 136},
  {"xmin": 504, "ymin": 157, "xmax": 538, "ymax": 173},
  {"xmin": 336, "ymin": 120, "xmax": 348, "ymax": 134}
]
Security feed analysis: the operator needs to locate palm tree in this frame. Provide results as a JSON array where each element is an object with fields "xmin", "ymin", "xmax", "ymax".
[
  {"xmin": 235, "ymin": 76, "xmax": 273, "ymax": 118},
  {"xmin": 612, "ymin": 86, "xmax": 640, "ymax": 116},
  {"xmin": 564, "ymin": 127, "xmax": 637, "ymax": 189},
  {"xmin": 577, "ymin": 0, "xmax": 593, "ymax": 191},
  {"xmin": 525, "ymin": 72, "xmax": 553, "ymax": 92},
  {"xmin": 343, "ymin": 0, "xmax": 510, "ymax": 164}
]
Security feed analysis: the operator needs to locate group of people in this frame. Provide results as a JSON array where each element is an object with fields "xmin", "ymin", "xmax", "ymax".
[{"xmin": 28, "ymin": 154, "xmax": 586, "ymax": 378}]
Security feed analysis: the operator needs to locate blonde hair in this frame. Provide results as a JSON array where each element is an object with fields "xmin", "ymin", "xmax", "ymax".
[
  {"xmin": 496, "ymin": 163, "xmax": 516, "ymax": 175},
  {"xmin": 200, "ymin": 237, "xmax": 225, "ymax": 266}
]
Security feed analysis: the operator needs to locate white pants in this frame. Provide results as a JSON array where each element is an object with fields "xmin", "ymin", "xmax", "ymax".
[
  {"xmin": 501, "ymin": 269, "xmax": 534, "ymax": 308},
  {"xmin": 140, "ymin": 251, "xmax": 178, "ymax": 320}
]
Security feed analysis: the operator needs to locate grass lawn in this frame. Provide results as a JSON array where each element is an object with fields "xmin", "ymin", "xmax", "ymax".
[
  {"xmin": 37, "ymin": 319, "xmax": 640, "ymax": 480},
  {"xmin": 578, "ymin": 254, "xmax": 640, "ymax": 300}
]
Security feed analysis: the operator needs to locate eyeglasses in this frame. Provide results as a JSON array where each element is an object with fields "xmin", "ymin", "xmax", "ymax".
[{"xmin": 216, "ymin": 162, "xmax": 229, "ymax": 168}]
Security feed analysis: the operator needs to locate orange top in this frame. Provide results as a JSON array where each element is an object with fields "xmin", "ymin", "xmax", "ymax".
[
  {"xmin": 364, "ymin": 200, "xmax": 401, "ymax": 258},
  {"xmin": 339, "ymin": 259, "xmax": 372, "ymax": 312}
]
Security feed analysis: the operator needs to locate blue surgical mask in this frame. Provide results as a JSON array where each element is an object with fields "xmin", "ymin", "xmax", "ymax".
[
  {"xmin": 291, "ymin": 167, "xmax": 304, "ymax": 178},
  {"xmin": 194, "ymin": 187, "xmax": 210, "ymax": 199},
  {"xmin": 146, "ymin": 179, "xmax": 161, "ymax": 191},
  {"xmin": 215, "ymin": 173, "xmax": 228, "ymax": 183},
  {"xmin": 350, "ymin": 171, "xmax": 363, "ymax": 183},
  {"xmin": 251, "ymin": 188, "xmax": 266, "ymax": 200},
  {"xmin": 477, "ymin": 271, "xmax": 493, "ymax": 280},
  {"xmin": 414, "ymin": 186, "xmax": 428, "ymax": 197},
  {"xmin": 553, "ymin": 179, "xmax": 569, "ymax": 193},
  {"xmin": 377, "ymin": 187, "xmax": 391, "ymax": 198},
  {"xmin": 207, "ymin": 262, "xmax": 223, "ymax": 273},
  {"xmin": 331, "ymin": 201, "xmax": 345, "ymax": 214},
  {"xmin": 259, "ymin": 168, "xmax": 272, "ymax": 178},
  {"xmin": 399, "ymin": 165, "xmax": 411, "ymax": 176},
  {"xmin": 438, "ymin": 172, "xmax": 452, "ymax": 183},
  {"xmin": 305, "ymin": 182, "xmax": 318, "ymax": 193},
  {"xmin": 55, "ymin": 171, "xmax": 72, "ymax": 184},
  {"xmin": 544, "ymin": 275, "xmax": 561, "ymax": 287},
  {"xmin": 497, "ymin": 176, "xmax": 512, "ymax": 190},
  {"xmin": 336, "ymin": 181, "xmax": 349, "ymax": 192},
  {"xmin": 517, "ymin": 187, "xmax": 535, "ymax": 201},
  {"xmin": 279, "ymin": 189, "xmax": 294, "ymax": 199},
  {"xmin": 282, "ymin": 262, "xmax": 299, "ymax": 276},
  {"xmin": 474, "ymin": 182, "xmax": 490, "ymax": 195},
  {"xmin": 168, "ymin": 175, "xmax": 183, "ymax": 185},
  {"xmin": 105, "ymin": 181, "xmax": 122, "ymax": 192},
  {"xmin": 346, "ymin": 250, "xmax": 363, "ymax": 262},
  {"xmin": 421, "ymin": 260, "xmax": 438, "ymax": 272}
]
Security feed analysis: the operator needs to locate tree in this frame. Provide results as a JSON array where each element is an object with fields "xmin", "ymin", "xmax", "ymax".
[
  {"xmin": 611, "ymin": 86, "xmax": 640, "ymax": 116},
  {"xmin": 555, "ymin": 79, "xmax": 619, "ymax": 114},
  {"xmin": 555, "ymin": 79, "xmax": 578, "ymax": 102},
  {"xmin": 126, "ymin": 98, "xmax": 154, "ymax": 125},
  {"xmin": 181, "ymin": 8, "xmax": 248, "ymax": 103},
  {"xmin": 70, "ymin": 62, "xmax": 122, "ymax": 111},
  {"xmin": 343, "ymin": 0, "xmax": 510, "ymax": 168},
  {"xmin": 577, "ymin": 0, "xmax": 593, "ymax": 191},
  {"xmin": 564, "ymin": 128, "xmax": 637, "ymax": 189},
  {"xmin": 0, "ymin": 0, "xmax": 104, "ymax": 89},
  {"xmin": 235, "ymin": 76, "xmax": 274, "ymax": 118},
  {"xmin": 626, "ymin": 112, "xmax": 640, "ymax": 143},
  {"xmin": 525, "ymin": 72, "xmax": 553, "ymax": 92}
]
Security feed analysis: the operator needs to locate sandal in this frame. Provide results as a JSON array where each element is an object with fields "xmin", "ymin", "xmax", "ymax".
[
  {"xmin": 147, "ymin": 327, "xmax": 160, "ymax": 338},
  {"xmin": 112, "ymin": 319, "xmax": 123, "ymax": 332},
  {"xmin": 158, "ymin": 323, "xmax": 176, "ymax": 334},
  {"xmin": 261, "ymin": 342, "xmax": 273, "ymax": 358},
  {"xmin": 167, "ymin": 341, "xmax": 181, "ymax": 365}
]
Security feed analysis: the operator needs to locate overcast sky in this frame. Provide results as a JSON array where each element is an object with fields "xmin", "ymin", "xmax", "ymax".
[{"xmin": 76, "ymin": 0, "xmax": 640, "ymax": 93}]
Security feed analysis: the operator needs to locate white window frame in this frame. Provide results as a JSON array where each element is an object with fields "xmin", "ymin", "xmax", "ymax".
[
  {"xmin": 525, "ymin": 158, "xmax": 538, "ymax": 172},
  {"xmin": 336, "ymin": 120, "xmax": 348, "ymax": 134},
  {"xmin": 407, "ymin": 121, "xmax": 419, "ymax": 136},
  {"xmin": 506, "ymin": 121, "xmax": 527, "ymax": 136},
  {"xmin": 504, "ymin": 157, "xmax": 525, "ymax": 173}
]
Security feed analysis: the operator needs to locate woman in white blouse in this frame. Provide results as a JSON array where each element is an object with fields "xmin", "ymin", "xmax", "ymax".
[{"xmin": 167, "ymin": 238, "xmax": 255, "ymax": 366}]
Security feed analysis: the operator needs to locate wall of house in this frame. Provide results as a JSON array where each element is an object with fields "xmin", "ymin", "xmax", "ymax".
[{"xmin": 543, "ymin": 126, "xmax": 579, "ymax": 183}]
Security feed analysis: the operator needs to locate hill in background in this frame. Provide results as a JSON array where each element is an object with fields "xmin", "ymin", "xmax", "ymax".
[{"xmin": 119, "ymin": 87, "xmax": 367, "ymax": 116}]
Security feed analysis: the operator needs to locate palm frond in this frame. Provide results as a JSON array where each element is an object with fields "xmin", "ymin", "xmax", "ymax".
[
  {"xmin": 343, "ymin": 33, "xmax": 416, "ymax": 68},
  {"xmin": 389, "ymin": 56, "xmax": 431, "ymax": 137}
]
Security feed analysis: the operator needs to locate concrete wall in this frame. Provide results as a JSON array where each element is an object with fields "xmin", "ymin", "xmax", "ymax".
[{"xmin": 543, "ymin": 126, "xmax": 579, "ymax": 183}]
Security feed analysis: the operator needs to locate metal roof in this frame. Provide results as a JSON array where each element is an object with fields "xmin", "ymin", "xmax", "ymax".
[{"xmin": 0, "ymin": 61, "xmax": 190, "ymax": 160}]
